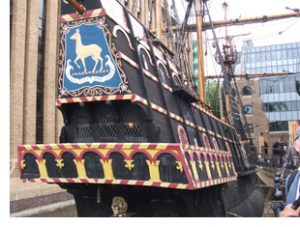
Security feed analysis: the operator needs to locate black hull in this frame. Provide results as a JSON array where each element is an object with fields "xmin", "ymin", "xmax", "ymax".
[{"xmin": 62, "ymin": 173, "xmax": 264, "ymax": 217}]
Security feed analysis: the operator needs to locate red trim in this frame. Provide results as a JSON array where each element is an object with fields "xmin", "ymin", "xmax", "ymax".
[
  {"xmin": 152, "ymin": 182, "xmax": 161, "ymax": 187},
  {"xmin": 60, "ymin": 8, "xmax": 107, "ymax": 23},
  {"xmin": 80, "ymin": 179, "xmax": 89, "ymax": 184},
  {"xmin": 168, "ymin": 183, "xmax": 178, "ymax": 188},
  {"xmin": 105, "ymin": 179, "xmax": 114, "ymax": 184},
  {"xmin": 135, "ymin": 180, "xmax": 144, "ymax": 186},
  {"xmin": 120, "ymin": 180, "xmax": 129, "ymax": 185}
]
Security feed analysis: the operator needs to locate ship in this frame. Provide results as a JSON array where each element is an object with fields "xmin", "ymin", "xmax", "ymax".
[{"xmin": 17, "ymin": 0, "xmax": 265, "ymax": 217}]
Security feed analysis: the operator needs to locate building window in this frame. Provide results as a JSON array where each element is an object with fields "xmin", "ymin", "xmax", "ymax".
[
  {"xmin": 243, "ymin": 105, "xmax": 253, "ymax": 115},
  {"xmin": 36, "ymin": 0, "xmax": 46, "ymax": 144},
  {"xmin": 245, "ymin": 123, "xmax": 254, "ymax": 133},
  {"xmin": 269, "ymin": 121, "xmax": 288, "ymax": 132},
  {"xmin": 242, "ymin": 86, "xmax": 252, "ymax": 96}
]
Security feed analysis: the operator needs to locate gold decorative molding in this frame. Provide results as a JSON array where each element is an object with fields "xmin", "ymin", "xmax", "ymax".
[
  {"xmin": 198, "ymin": 161, "xmax": 203, "ymax": 170},
  {"xmin": 204, "ymin": 161, "xmax": 212, "ymax": 180},
  {"xmin": 21, "ymin": 160, "xmax": 26, "ymax": 170},
  {"xmin": 74, "ymin": 159, "xmax": 87, "ymax": 178},
  {"xmin": 146, "ymin": 160, "xmax": 160, "ymax": 181},
  {"xmin": 100, "ymin": 159, "xmax": 115, "ymax": 180},
  {"xmin": 35, "ymin": 159, "xmax": 48, "ymax": 178},
  {"xmin": 216, "ymin": 162, "xmax": 222, "ymax": 178},
  {"xmin": 190, "ymin": 160, "xmax": 199, "ymax": 181}
]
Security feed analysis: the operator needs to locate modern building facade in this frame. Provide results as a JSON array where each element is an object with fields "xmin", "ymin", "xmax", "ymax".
[
  {"xmin": 235, "ymin": 40, "xmax": 300, "ymax": 163},
  {"xmin": 10, "ymin": 0, "xmax": 185, "ymax": 214}
]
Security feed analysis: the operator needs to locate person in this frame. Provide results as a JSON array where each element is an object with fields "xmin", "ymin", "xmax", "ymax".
[{"xmin": 279, "ymin": 127, "xmax": 300, "ymax": 217}]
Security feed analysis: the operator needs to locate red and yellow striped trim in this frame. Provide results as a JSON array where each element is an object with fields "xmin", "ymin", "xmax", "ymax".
[
  {"xmin": 193, "ymin": 176, "xmax": 236, "ymax": 189},
  {"xmin": 19, "ymin": 141, "xmax": 237, "ymax": 190},
  {"xmin": 28, "ymin": 178, "xmax": 191, "ymax": 190},
  {"xmin": 18, "ymin": 142, "xmax": 179, "ymax": 152},
  {"xmin": 56, "ymin": 94, "xmax": 134, "ymax": 106},
  {"xmin": 60, "ymin": 8, "xmax": 107, "ymax": 22}
]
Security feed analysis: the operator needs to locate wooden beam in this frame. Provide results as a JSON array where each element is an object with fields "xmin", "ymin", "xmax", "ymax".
[
  {"xmin": 194, "ymin": 0, "xmax": 205, "ymax": 103},
  {"xmin": 172, "ymin": 12, "xmax": 300, "ymax": 32}
]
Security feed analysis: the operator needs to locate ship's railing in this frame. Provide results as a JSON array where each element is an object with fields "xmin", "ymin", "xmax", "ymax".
[{"xmin": 18, "ymin": 142, "xmax": 237, "ymax": 190}]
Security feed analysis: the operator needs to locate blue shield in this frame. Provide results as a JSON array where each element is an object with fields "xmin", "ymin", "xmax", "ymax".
[{"xmin": 63, "ymin": 24, "xmax": 122, "ymax": 92}]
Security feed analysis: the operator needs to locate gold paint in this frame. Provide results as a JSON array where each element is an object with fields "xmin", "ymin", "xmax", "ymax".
[
  {"xmin": 37, "ymin": 144, "xmax": 46, "ymax": 150},
  {"xmin": 56, "ymin": 159, "xmax": 64, "ymax": 169},
  {"xmin": 210, "ymin": 161, "xmax": 215, "ymax": 170},
  {"xmin": 224, "ymin": 162, "xmax": 230, "ymax": 177},
  {"xmin": 176, "ymin": 161, "xmax": 183, "ymax": 172},
  {"xmin": 216, "ymin": 162, "xmax": 222, "ymax": 178},
  {"xmin": 190, "ymin": 160, "xmax": 199, "ymax": 181},
  {"xmin": 124, "ymin": 160, "xmax": 135, "ymax": 170},
  {"xmin": 198, "ymin": 161, "xmax": 203, "ymax": 170},
  {"xmin": 64, "ymin": 143, "xmax": 74, "ymax": 149},
  {"xmin": 121, "ymin": 143, "xmax": 133, "ymax": 149},
  {"xmin": 146, "ymin": 160, "xmax": 160, "ymax": 181},
  {"xmin": 231, "ymin": 161, "xmax": 236, "ymax": 173},
  {"xmin": 90, "ymin": 143, "xmax": 100, "ymax": 149},
  {"xmin": 204, "ymin": 161, "xmax": 212, "ymax": 180},
  {"xmin": 100, "ymin": 159, "xmax": 115, "ymax": 180},
  {"xmin": 139, "ymin": 143, "xmax": 151, "ymax": 149},
  {"xmin": 21, "ymin": 160, "xmax": 26, "ymax": 170},
  {"xmin": 73, "ymin": 159, "xmax": 87, "ymax": 178},
  {"xmin": 25, "ymin": 145, "xmax": 33, "ymax": 150},
  {"xmin": 156, "ymin": 144, "xmax": 168, "ymax": 150},
  {"xmin": 35, "ymin": 159, "xmax": 48, "ymax": 178}
]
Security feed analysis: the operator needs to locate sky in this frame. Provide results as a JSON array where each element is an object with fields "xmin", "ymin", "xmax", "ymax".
[{"xmin": 177, "ymin": 0, "xmax": 300, "ymax": 76}]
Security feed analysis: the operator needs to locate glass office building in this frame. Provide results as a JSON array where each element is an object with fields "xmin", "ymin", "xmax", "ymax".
[
  {"xmin": 237, "ymin": 40, "xmax": 300, "ymax": 124},
  {"xmin": 239, "ymin": 41, "xmax": 300, "ymax": 74},
  {"xmin": 260, "ymin": 74, "xmax": 300, "ymax": 122}
]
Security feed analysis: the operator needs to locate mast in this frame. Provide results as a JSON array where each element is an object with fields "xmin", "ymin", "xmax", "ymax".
[
  {"xmin": 194, "ymin": 0, "xmax": 205, "ymax": 104},
  {"xmin": 171, "ymin": 12, "xmax": 300, "ymax": 31}
]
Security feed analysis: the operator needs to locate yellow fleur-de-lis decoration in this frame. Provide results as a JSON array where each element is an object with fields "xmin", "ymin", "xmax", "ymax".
[
  {"xmin": 176, "ymin": 161, "xmax": 183, "ymax": 172},
  {"xmin": 124, "ymin": 160, "xmax": 135, "ymax": 171},
  {"xmin": 228, "ymin": 162, "xmax": 232, "ymax": 168},
  {"xmin": 210, "ymin": 161, "xmax": 215, "ymax": 170},
  {"xmin": 56, "ymin": 159, "xmax": 64, "ymax": 169},
  {"xmin": 198, "ymin": 161, "xmax": 203, "ymax": 170}
]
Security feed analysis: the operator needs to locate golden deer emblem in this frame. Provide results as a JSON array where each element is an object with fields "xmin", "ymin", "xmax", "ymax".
[{"xmin": 70, "ymin": 29, "xmax": 104, "ymax": 72}]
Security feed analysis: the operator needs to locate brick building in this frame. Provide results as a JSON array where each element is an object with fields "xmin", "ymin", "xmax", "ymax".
[{"xmin": 234, "ymin": 40, "xmax": 300, "ymax": 164}]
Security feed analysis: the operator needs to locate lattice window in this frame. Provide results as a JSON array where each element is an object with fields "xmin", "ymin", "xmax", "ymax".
[
  {"xmin": 122, "ymin": 115, "xmax": 143, "ymax": 139},
  {"xmin": 96, "ymin": 113, "xmax": 117, "ymax": 138},
  {"xmin": 76, "ymin": 118, "xmax": 92, "ymax": 141}
]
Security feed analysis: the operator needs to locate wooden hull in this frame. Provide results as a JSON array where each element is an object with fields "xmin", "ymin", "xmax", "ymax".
[{"xmin": 17, "ymin": 0, "xmax": 264, "ymax": 217}]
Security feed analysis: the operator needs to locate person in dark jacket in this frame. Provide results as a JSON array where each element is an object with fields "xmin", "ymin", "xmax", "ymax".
[{"xmin": 279, "ymin": 127, "xmax": 300, "ymax": 217}]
